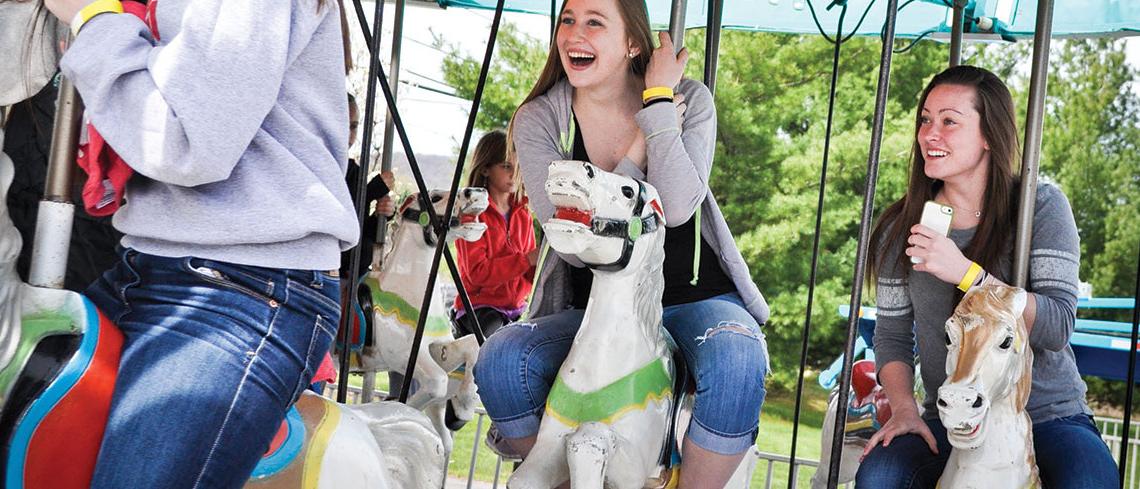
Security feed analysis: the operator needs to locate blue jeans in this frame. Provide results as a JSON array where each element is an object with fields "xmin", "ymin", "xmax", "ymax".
[
  {"xmin": 84, "ymin": 249, "xmax": 340, "ymax": 489},
  {"xmin": 855, "ymin": 414, "xmax": 1118, "ymax": 488},
  {"xmin": 474, "ymin": 292, "xmax": 769, "ymax": 455}
]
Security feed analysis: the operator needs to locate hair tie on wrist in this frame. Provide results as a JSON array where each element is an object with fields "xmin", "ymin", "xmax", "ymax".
[{"xmin": 642, "ymin": 86, "xmax": 673, "ymax": 104}]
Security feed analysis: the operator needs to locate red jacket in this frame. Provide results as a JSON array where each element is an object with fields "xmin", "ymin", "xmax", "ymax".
[{"xmin": 454, "ymin": 196, "xmax": 536, "ymax": 313}]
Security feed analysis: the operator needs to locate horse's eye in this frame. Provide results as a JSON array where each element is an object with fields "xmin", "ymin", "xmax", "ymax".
[
  {"xmin": 431, "ymin": 195, "xmax": 443, "ymax": 203},
  {"xmin": 621, "ymin": 186, "xmax": 635, "ymax": 199},
  {"xmin": 999, "ymin": 336, "xmax": 1013, "ymax": 350},
  {"xmin": 945, "ymin": 332, "xmax": 952, "ymax": 346}
]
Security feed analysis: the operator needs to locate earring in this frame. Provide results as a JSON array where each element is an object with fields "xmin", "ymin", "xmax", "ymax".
[{"xmin": 628, "ymin": 51, "xmax": 636, "ymax": 59}]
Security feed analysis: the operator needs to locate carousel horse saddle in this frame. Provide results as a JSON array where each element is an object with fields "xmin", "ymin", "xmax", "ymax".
[{"xmin": 1, "ymin": 295, "xmax": 122, "ymax": 489}]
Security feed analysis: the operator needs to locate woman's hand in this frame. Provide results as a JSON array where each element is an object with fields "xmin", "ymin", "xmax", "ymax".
[
  {"xmin": 907, "ymin": 224, "xmax": 972, "ymax": 285},
  {"xmin": 380, "ymin": 170, "xmax": 395, "ymax": 190},
  {"xmin": 375, "ymin": 195, "xmax": 396, "ymax": 218},
  {"xmin": 644, "ymin": 32, "xmax": 689, "ymax": 90},
  {"xmin": 44, "ymin": 0, "xmax": 96, "ymax": 25},
  {"xmin": 862, "ymin": 406, "xmax": 939, "ymax": 459}
]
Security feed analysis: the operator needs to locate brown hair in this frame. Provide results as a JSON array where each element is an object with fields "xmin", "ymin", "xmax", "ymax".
[
  {"xmin": 504, "ymin": 0, "xmax": 655, "ymax": 167},
  {"xmin": 468, "ymin": 129, "xmax": 524, "ymax": 201},
  {"xmin": 869, "ymin": 65, "xmax": 1021, "ymax": 285}
]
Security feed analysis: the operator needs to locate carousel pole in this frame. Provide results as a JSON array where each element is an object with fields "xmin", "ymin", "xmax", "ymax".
[
  {"xmin": 948, "ymin": 0, "xmax": 966, "ymax": 66},
  {"xmin": 668, "ymin": 0, "xmax": 686, "ymax": 49},
  {"xmin": 827, "ymin": 0, "xmax": 898, "ymax": 486},
  {"xmin": 702, "ymin": 0, "xmax": 723, "ymax": 93},
  {"xmin": 28, "ymin": 75, "xmax": 83, "ymax": 289},
  {"xmin": 337, "ymin": 0, "xmax": 387, "ymax": 404},
  {"xmin": 1012, "ymin": 0, "xmax": 1053, "ymax": 286}
]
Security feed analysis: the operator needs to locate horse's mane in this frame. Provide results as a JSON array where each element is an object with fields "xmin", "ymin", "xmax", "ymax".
[{"xmin": 632, "ymin": 221, "xmax": 666, "ymax": 348}]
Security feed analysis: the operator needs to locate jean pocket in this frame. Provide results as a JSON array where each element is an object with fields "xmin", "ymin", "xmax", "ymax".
[{"xmin": 182, "ymin": 258, "xmax": 277, "ymax": 305}]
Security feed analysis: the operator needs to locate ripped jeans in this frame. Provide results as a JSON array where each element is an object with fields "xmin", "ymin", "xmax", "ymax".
[{"xmin": 474, "ymin": 292, "xmax": 769, "ymax": 455}]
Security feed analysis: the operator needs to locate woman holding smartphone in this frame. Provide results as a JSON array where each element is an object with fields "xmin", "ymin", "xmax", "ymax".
[{"xmin": 857, "ymin": 65, "xmax": 1117, "ymax": 488}]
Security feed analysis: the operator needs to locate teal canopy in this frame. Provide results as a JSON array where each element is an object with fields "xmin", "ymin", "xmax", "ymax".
[{"xmin": 437, "ymin": 0, "xmax": 1140, "ymax": 39}]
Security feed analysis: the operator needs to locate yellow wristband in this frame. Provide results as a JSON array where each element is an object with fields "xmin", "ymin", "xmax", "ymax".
[
  {"xmin": 72, "ymin": 0, "xmax": 124, "ymax": 37},
  {"xmin": 642, "ymin": 86, "xmax": 674, "ymax": 104},
  {"xmin": 958, "ymin": 261, "xmax": 983, "ymax": 292}
]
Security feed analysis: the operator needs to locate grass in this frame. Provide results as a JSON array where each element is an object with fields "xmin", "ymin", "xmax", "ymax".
[{"xmin": 336, "ymin": 372, "xmax": 835, "ymax": 487}]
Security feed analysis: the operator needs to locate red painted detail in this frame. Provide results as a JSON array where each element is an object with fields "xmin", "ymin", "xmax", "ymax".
[
  {"xmin": 24, "ymin": 310, "xmax": 123, "ymax": 489},
  {"xmin": 554, "ymin": 207, "xmax": 592, "ymax": 227},
  {"xmin": 648, "ymin": 199, "xmax": 664, "ymax": 219},
  {"xmin": 264, "ymin": 419, "xmax": 290, "ymax": 458}
]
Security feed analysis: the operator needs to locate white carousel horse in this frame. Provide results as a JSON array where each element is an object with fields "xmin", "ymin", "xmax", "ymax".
[
  {"xmin": 0, "ymin": 128, "xmax": 446, "ymax": 489},
  {"xmin": 351, "ymin": 187, "xmax": 488, "ymax": 458},
  {"xmin": 508, "ymin": 161, "xmax": 757, "ymax": 489},
  {"xmin": 937, "ymin": 284, "xmax": 1039, "ymax": 489}
]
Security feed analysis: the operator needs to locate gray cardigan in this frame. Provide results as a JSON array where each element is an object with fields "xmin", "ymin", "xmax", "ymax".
[
  {"xmin": 874, "ymin": 183, "xmax": 1090, "ymax": 422},
  {"xmin": 513, "ymin": 78, "xmax": 769, "ymax": 327}
]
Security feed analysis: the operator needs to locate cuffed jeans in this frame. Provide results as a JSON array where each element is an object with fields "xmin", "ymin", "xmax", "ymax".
[
  {"xmin": 84, "ymin": 249, "xmax": 340, "ymax": 489},
  {"xmin": 474, "ymin": 292, "xmax": 769, "ymax": 455},
  {"xmin": 855, "ymin": 413, "xmax": 1118, "ymax": 488}
]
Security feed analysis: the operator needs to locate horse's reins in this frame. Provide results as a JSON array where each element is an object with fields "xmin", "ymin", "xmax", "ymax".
[{"xmin": 582, "ymin": 180, "xmax": 662, "ymax": 272}]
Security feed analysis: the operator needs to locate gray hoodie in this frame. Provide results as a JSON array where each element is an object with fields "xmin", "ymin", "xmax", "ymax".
[
  {"xmin": 513, "ymin": 78, "xmax": 769, "ymax": 327},
  {"xmin": 59, "ymin": 0, "xmax": 358, "ymax": 270}
]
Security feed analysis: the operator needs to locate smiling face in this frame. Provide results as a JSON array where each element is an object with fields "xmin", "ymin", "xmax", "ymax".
[
  {"xmin": 556, "ymin": 0, "xmax": 637, "ymax": 90},
  {"xmin": 918, "ymin": 84, "xmax": 991, "ymax": 187}
]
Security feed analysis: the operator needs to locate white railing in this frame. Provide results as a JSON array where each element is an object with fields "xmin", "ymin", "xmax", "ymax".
[{"xmin": 326, "ymin": 385, "xmax": 1139, "ymax": 488}]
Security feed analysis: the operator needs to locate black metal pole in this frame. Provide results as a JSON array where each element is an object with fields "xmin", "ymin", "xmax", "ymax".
[
  {"xmin": 336, "ymin": 0, "xmax": 386, "ymax": 404},
  {"xmin": 396, "ymin": 0, "xmax": 506, "ymax": 403},
  {"xmin": 1120, "ymin": 241, "xmax": 1140, "ymax": 486},
  {"xmin": 827, "ymin": 0, "xmax": 898, "ymax": 486},
  {"xmin": 701, "ymin": 0, "xmax": 723, "ymax": 94},
  {"xmin": 789, "ymin": 5, "xmax": 846, "ymax": 488},
  {"xmin": 349, "ymin": 0, "xmax": 490, "ymax": 351}
]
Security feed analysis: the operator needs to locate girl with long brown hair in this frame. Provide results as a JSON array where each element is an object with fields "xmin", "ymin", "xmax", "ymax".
[
  {"xmin": 473, "ymin": 0, "xmax": 771, "ymax": 485},
  {"xmin": 859, "ymin": 65, "xmax": 1117, "ymax": 488}
]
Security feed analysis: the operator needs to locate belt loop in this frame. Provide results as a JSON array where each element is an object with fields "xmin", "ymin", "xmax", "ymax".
[{"xmin": 310, "ymin": 270, "xmax": 323, "ymax": 289}]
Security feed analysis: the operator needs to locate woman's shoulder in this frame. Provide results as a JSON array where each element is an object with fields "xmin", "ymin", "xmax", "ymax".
[{"xmin": 1032, "ymin": 181, "xmax": 1074, "ymax": 219}]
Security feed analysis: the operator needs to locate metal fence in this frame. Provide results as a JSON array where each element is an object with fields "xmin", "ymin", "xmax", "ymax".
[{"xmin": 326, "ymin": 385, "xmax": 1139, "ymax": 488}]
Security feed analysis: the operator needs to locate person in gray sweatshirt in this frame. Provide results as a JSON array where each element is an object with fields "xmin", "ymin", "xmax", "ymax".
[
  {"xmin": 40, "ymin": 0, "xmax": 358, "ymax": 487},
  {"xmin": 471, "ymin": 0, "xmax": 770, "ymax": 485},
  {"xmin": 857, "ymin": 65, "xmax": 1117, "ymax": 488}
]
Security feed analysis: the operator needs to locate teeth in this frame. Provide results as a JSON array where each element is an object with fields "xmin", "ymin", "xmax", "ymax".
[
  {"xmin": 927, "ymin": 150, "xmax": 948, "ymax": 157},
  {"xmin": 568, "ymin": 51, "xmax": 595, "ymax": 59}
]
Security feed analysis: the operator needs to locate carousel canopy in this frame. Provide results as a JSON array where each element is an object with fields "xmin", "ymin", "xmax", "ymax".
[{"xmin": 433, "ymin": 0, "xmax": 1140, "ymax": 39}]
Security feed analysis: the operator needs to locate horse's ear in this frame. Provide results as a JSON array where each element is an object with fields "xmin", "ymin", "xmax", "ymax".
[{"xmin": 1010, "ymin": 288, "xmax": 1028, "ymax": 317}]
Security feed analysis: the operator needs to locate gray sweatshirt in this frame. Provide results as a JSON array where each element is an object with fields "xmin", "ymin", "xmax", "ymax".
[
  {"xmin": 874, "ymin": 183, "xmax": 1090, "ymax": 422},
  {"xmin": 60, "ymin": 0, "xmax": 358, "ymax": 270},
  {"xmin": 512, "ymin": 78, "xmax": 769, "ymax": 327}
]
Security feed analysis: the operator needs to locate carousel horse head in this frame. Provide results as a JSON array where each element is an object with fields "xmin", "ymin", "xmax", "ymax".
[
  {"xmin": 397, "ymin": 188, "xmax": 488, "ymax": 245},
  {"xmin": 542, "ymin": 160, "xmax": 665, "ymax": 274},
  {"xmin": 937, "ymin": 284, "xmax": 1031, "ymax": 450}
]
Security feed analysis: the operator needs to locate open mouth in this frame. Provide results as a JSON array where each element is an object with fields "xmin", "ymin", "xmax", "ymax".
[
  {"xmin": 554, "ymin": 206, "xmax": 592, "ymax": 227},
  {"xmin": 925, "ymin": 149, "xmax": 950, "ymax": 160},
  {"xmin": 567, "ymin": 50, "xmax": 596, "ymax": 68}
]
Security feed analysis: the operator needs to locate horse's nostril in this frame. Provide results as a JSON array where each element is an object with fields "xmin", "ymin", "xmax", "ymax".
[
  {"xmin": 938, "ymin": 398, "xmax": 948, "ymax": 408},
  {"xmin": 972, "ymin": 395, "xmax": 984, "ymax": 408}
]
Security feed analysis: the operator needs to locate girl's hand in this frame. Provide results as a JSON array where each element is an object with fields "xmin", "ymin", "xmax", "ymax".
[
  {"xmin": 907, "ymin": 224, "xmax": 972, "ymax": 285},
  {"xmin": 375, "ymin": 195, "xmax": 396, "ymax": 218},
  {"xmin": 644, "ymin": 32, "xmax": 689, "ymax": 90},
  {"xmin": 862, "ymin": 407, "xmax": 939, "ymax": 459},
  {"xmin": 44, "ymin": 0, "xmax": 96, "ymax": 25}
]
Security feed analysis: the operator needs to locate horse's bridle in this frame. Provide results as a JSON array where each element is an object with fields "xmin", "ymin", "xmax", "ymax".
[
  {"xmin": 583, "ymin": 180, "xmax": 662, "ymax": 272},
  {"xmin": 400, "ymin": 205, "xmax": 461, "ymax": 247}
]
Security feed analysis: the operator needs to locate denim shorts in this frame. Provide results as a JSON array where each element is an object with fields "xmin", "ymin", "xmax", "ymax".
[
  {"xmin": 474, "ymin": 292, "xmax": 769, "ymax": 455},
  {"xmin": 856, "ymin": 413, "xmax": 1118, "ymax": 488},
  {"xmin": 84, "ymin": 248, "xmax": 340, "ymax": 489}
]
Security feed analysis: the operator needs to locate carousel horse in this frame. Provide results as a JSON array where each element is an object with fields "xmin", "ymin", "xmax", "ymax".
[
  {"xmin": 810, "ymin": 359, "xmax": 893, "ymax": 489},
  {"xmin": 0, "ymin": 129, "xmax": 446, "ymax": 488},
  {"xmin": 350, "ymin": 187, "xmax": 488, "ymax": 458},
  {"xmin": 508, "ymin": 161, "xmax": 757, "ymax": 489},
  {"xmin": 937, "ymin": 284, "xmax": 1039, "ymax": 489}
]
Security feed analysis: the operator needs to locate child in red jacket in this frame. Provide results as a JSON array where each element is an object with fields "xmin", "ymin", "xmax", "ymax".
[{"xmin": 453, "ymin": 130, "xmax": 537, "ymax": 338}]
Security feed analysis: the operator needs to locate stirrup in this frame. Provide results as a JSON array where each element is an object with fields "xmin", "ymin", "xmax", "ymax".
[
  {"xmin": 643, "ymin": 465, "xmax": 679, "ymax": 489},
  {"xmin": 483, "ymin": 424, "xmax": 523, "ymax": 461}
]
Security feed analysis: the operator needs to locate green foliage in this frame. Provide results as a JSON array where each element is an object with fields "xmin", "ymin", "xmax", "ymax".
[
  {"xmin": 439, "ymin": 28, "xmax": 1140, "ymax": 399},
  {"xmin": 438, "ymin": 23, "xmax": 548, "ymax": 131}
]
